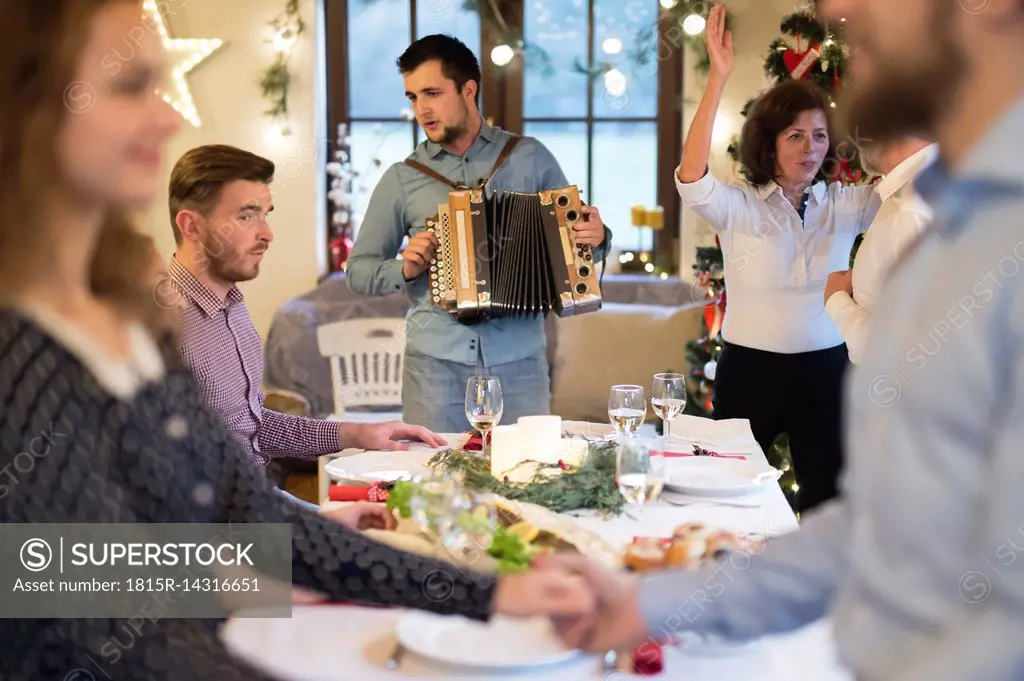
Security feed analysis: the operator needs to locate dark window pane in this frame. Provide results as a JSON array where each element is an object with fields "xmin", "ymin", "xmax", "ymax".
[
  {"xmin": 593, "ymin": 0, "xmax": 658, "ymax": 118},
  {"xmin": 524, "ymin": 0, "xmax": 588, "ymax": 117},
  {"xmin": 523, "ymin": 121, "xmax": 589, "ymax": 195},
  {"xmin": 348, "ymin": 0, "xmax": 411, "ymax": 118},
  {"xmin": 416, "ymin": 1, "xmax": 481, "ymax": 53},
  {"xmin": 350, "ymin": 122, "xmax": 416, "ymax": 236},
  {"xmin": 591, "ymin": 121, "xmax": 657, "ymax": 252}
]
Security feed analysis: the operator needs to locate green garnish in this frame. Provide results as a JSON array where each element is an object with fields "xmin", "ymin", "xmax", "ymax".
[
  {"xmin": 385, "ymin": 480, "xmax": 417, "ymax": 518},
  {"xmin": 486, "ymin": 526, "xmax": 533, "ymax": 573}
]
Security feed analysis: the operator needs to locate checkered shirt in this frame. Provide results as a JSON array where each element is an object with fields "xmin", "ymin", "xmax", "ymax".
[{"xmin": 167, "ymin": 256, "xmax": 340, "ymax": 466}]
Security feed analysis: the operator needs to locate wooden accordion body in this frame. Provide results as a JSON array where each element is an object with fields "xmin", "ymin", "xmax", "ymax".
[{"xmin": 425, "ymin": 185, "xmax": 602, "ymax": 321}]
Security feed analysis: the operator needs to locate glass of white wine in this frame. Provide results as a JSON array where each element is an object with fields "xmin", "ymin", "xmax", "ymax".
[
  {"xmin": 652, "ymin": 372, "xmax": 687, "ymax": 438},
  {"xmin": 465, "ymin": 376, "xmax": 503, "ymax": 457},
  {"xmin": 616, "ymin": 439, "xmax": 665, "ymax": 517},
  {"xmin": 609, "ymin": 384, "xmax": 646, "ymax": 439}
]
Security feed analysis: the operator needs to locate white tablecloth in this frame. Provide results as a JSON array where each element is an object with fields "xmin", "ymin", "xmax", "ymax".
[{"xmin": 220, "ymin": 416, "xmax": 851, "ymax": 680}]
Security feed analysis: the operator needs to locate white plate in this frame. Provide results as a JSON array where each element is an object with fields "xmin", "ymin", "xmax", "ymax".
[
  {"xmin": 395, "ymin": 612, "xmax": 581, "ymax": 671},
  {"xmin": 561, "ymin": 420, "xmax": 615, "ymax": 439},
  {"xmin": 663, "ymin": 457, "xmax": 781, "ymax": 497},
  {"xmin": 328, "ymin": 469, "xmax": 412, "ymax": 487}
]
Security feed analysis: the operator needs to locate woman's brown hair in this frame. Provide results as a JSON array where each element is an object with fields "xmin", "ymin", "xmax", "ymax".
[
  {"xmin": 0, "ymin": 0, "xmax": 156, "ymax": 327},
  {"xmin": 738, "ymin": 79, "xmax": 839, "ymax": 187}
]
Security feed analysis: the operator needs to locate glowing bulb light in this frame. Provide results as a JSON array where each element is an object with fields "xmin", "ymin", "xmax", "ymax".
[
  {"xmin": 659, "ymin": 0, "xmax": 677, "ymax": 8},
  {"xmin": 272, "ymin": 29, "xmax": 298, "ymax": 53},
  {"xmin": 144, "ymin": 0, "xmax": 223, "ymax": 128},
  {"xmin": 604, "ymin": 68, "xmax": 627, "ymax": 97},
  {"xmin": 491, "ymin": 44, "xmax": 515, "ymax": 66},
  {"xmin": 682, "ymin": 13, "xmax": 706, "ymax": 36},
  {"xmin": 602, "ymin": 38, "xmax": 622, "ymax": 55}
]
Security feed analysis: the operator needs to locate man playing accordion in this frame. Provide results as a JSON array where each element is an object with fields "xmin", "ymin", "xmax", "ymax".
[{"xmin": 348, "ymin": 34, "xmax": 612, "ymax": 432}]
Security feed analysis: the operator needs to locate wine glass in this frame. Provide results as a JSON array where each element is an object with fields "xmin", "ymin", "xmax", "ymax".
[
  {"xmin": 465, "ymin": 376, "xmax": 503, "ymax": 457},
  {"xmin": 608, "ymin": 384, "xmax": 645, "ymax": 439},
  {"xmin": 615, "ymin": 439, "xmax": 665, "ymax": 517},
  {"xmin": 652, "ymin": 373, "xmax": 687, "ymax": 438}
]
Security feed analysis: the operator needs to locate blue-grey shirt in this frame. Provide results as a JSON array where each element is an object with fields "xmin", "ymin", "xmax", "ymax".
[
  {"xmin": 638, "ymin": 93, "xmax": 1024, "ymax": 681},
  {"xmin": 346, "ymin": 121, "xmax": 610, "ymax": 367}
]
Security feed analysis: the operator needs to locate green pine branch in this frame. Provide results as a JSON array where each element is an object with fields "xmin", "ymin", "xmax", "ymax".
[
  {"xmin": 779, "ymin": 11, "xmax": 827, "ymax": 44},
  {"xmin": 258, "ymin": 0, "xmax": 306, "ymax": 125}
]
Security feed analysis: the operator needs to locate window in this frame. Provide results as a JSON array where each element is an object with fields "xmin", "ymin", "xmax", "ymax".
[
  {"xmin": 324, "ymin": 0, "xmax": 682, "ymax": 274},
  {"xmin": 325, "ymin": 0, "xmax": 482, "ymax": 233},
  {"xmin": 522, "ymin": 0, "xmax": 661, "ymax": 254}
]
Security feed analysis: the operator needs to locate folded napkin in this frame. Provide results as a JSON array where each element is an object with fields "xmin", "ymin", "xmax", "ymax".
[
  {"xmin": 328, "ymin": 483, "xmax": 389, "ymax": 503},
  {"xmin": 668, "ymin": 415, "xmax": 757, "ymax": 450},
  {"xmin": 463, "ymin": 431, "xmax": 490, "ymax": 451},
  {"xmin": 654, "ymin": 446, "xmax": 748, "ymax": 460}
]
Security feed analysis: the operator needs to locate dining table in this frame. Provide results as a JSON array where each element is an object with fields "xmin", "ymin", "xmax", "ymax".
[{"xmin": 220, "ymin": 415, "xmax": 853, "ymax": 681}]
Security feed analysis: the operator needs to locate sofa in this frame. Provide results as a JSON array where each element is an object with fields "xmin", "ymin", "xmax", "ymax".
[{"xmin": 263, "ymin": 272, "xmax": 707, "ymax": 424}]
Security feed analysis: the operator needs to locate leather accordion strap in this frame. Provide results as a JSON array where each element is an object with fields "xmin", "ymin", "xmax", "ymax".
[
  {"xmin": 402, "ymin": 159, "xmax": 467, "ymax": 189},
  {"xmin": 482, "ymin": 135, "xmax": 521, "ymax": 187},
  {"xmin": 402, "ymin": 135, "xmax": 522, "ymax": 190}
]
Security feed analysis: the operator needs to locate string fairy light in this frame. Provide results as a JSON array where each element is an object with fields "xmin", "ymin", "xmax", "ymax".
[{"xmin": 143, "ymin": 0, "xmax": 223, "ymax": 128}]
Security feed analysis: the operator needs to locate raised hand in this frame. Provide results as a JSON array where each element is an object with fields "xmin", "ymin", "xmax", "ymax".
[
  {"xmin": 706, "ymin": 3, "xmax": 734, "ymax": 80},
  {"xmin": 401, "ymin": 229, "xmax": 439, "ymax": 280}
]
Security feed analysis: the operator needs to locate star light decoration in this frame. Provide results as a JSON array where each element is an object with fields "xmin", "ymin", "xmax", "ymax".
[{"xmin": 143, "ymin": 0, "xmax": 224, "ymax": 127}]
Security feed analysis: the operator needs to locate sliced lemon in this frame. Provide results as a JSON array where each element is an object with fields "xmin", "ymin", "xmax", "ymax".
[{"xmin": 508, "ymin": 522, "xmax": 539, "ymax": 543}]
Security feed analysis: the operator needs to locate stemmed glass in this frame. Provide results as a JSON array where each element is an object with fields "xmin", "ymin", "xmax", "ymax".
[
  {"xmin": 615, "ymin": 439, "xmax": 665, "ymax": 517},
  {"xmin": 652, "ymin": 373, "xmax": 687, "ymax": 438},
  {"xmin": 465, "ymin": 376, "xmax": 503, "ymax": 457},
  {"xmin": 608, "ymin": 384, "xmax": 645, "ymax": 440}
]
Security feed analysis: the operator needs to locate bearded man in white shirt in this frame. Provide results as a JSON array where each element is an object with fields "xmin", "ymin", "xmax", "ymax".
[{"xmin": 824, "ymin": 137, "xmax": 938, "ymax": 364}]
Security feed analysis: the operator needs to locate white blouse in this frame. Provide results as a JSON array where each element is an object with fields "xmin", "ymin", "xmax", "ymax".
[
  {"xmin": 676, "ymin": 168, "xmax": 880, "ymax": 354},
  {"xmin": 825, "ymin": 144, "xmax": 938, "ymax": 364}
]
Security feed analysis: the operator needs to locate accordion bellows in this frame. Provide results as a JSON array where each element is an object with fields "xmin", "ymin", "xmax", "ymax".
[{"xmin": 425, "ymin": 185, "xmax": 603, "ymax": 321}]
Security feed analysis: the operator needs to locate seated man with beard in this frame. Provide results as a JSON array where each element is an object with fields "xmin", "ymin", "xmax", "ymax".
[{"xmin": 164, "ymin": 145, "xmax": 445, "ymax": 506}]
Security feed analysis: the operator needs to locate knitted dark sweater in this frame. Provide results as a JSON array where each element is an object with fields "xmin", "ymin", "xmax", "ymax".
[{"xmin": 0, "ymin": 310, "xmax": 496, "ymax": 680}]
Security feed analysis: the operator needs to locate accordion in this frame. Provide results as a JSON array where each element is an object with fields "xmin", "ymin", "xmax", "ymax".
[{"xmin": 425, "ymin": 185, "xmax": 602, "ymax": 321}]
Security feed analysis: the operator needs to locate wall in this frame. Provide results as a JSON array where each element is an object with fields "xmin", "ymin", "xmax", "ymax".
[
  {"xmin": 677, "ymin": 0, "xmax": 799, "ymax": 276},
  {"xmin": 138, "ymin": 0, "xmax": 326, "ymax": 339}
]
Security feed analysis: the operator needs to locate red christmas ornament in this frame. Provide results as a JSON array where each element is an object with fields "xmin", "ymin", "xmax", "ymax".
[
  {"xmin": 783, "ymin": 43, "xmax": 821, "ymax": 80},
  {"xmin": 703, "ymin": 288, "xmax": 727, "ymax": 339},
  {"xmin": 329, "ymin": 234, "xmax": 353, "ymax": 272}
]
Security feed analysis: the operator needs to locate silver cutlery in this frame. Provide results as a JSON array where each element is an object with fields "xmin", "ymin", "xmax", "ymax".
[
  {"xmin": 385, "ymin": 641, "xmax": 406, "ymax": 670},
  {"xmin": 602, "ymin": 650, "xmax": 619, "ymax": 672}
]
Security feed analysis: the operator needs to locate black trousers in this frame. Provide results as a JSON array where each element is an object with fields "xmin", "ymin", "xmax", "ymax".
[{"xmin": 712, "ymin": 341, "xmax": 849, "ymax": 513}]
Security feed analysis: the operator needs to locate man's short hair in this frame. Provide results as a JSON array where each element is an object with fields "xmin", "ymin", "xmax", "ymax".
[
  {"xmin": 168, "ymin": 145, "xmax": 275, "ymax": 244},
  {"xmin": 396, "ymin": 34, "xmax": 481, "ymax": 104}
]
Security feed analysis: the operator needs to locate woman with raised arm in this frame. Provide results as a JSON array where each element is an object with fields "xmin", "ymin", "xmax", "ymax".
[
  {"xmin": 0, "ymin": 2, "xmax": 593, "ymax": 679},
  {"xmin": 676, "ymin": 4, "xmax": 879, "ymax": 513}
]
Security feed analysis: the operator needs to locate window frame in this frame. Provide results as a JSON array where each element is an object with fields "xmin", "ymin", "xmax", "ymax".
[{"xmin": 324, "ymin": 0, "xmax": 683, "ymax": 273}]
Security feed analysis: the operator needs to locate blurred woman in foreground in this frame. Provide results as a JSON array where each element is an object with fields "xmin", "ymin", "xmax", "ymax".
[{"xmin": 0, "ymin": 2, "xmax": 592, "ymax": 679}]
